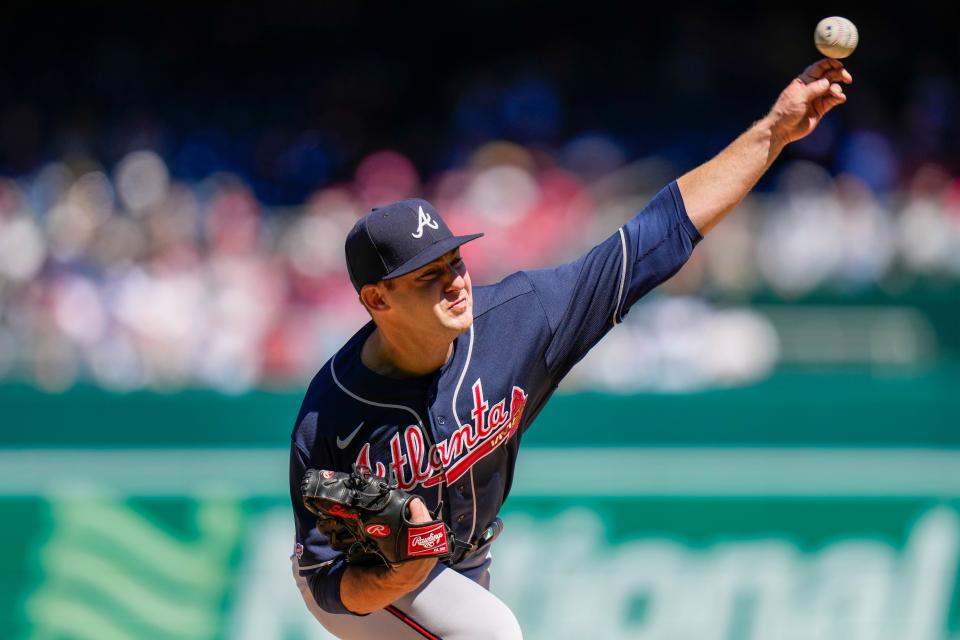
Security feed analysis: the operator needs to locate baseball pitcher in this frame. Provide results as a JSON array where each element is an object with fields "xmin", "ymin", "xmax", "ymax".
[{"xmin": 289, "ymin": 59, "xmax": 852, "ymax": 639}]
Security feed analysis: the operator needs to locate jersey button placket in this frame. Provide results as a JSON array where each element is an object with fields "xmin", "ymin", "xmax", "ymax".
[{"xmin": 426, "ymin": 391, "xmax": 456, "ymax": 533}]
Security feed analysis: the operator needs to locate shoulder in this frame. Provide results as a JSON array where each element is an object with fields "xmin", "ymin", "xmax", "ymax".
[
  {"xmin": 471, "ymin": 271, "xmax": 535, "ymax": 319},
  {"xmin": 291, "ymin": 361, "xmax": 335, "ymax": 452}
]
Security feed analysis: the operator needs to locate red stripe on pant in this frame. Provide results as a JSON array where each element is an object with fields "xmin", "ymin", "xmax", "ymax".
[{"xmin": 384, "ymin": 605, "xmax": 442, "ymax": 640}]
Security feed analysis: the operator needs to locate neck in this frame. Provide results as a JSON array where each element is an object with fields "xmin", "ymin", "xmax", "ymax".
[{"xmin": 361, "ymin": 326, "xmax": 456, "ymax": 378}]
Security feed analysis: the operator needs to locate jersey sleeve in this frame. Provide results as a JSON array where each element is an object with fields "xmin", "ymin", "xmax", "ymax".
[
  {"xmin": 289, "ymin": 441, "xmax": 354, "ymax": 615},
  {"xmin": 524, "ymin": 181, "xmax": 701, "ymax": 379}
]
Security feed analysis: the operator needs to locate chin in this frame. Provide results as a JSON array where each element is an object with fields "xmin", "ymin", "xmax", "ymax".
[
  {"xmin": 446, "ymin": 314, "xmax": 473, "ymax": 335},
  {"xmin": 439, "ymin": 308, "xmax": 473, "ymax": 335}
]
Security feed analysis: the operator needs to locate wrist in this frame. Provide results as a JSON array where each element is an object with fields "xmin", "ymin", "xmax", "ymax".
[
  {"xmin": 755, "ymin": 114, "xmax": 788, "ymax": 158},
  {"xmin": 364, "ymin": 557, "xmax": 436, "ymax": 589},
  {"xmin": 342, "ymin": 561, "xmax": 435, "ymax": 615}
]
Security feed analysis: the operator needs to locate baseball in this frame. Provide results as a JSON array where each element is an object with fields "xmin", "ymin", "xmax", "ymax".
[{"xmin": 814, "ymin": 16, "xmax": 859, "ymax": 59}]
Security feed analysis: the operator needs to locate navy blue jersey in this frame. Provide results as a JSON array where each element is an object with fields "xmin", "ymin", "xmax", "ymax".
[{"xmin": 290, "ymin": 182, "xmax": 701, "ymax": 614}]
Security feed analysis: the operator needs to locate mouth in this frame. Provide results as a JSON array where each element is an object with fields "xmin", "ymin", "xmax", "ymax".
[{"xmin": 448, "ymin": 295, "xmax": 468, "ymax": 312}]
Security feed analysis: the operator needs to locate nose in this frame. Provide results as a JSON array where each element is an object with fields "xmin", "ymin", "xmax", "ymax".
[
  {"xmin": 444, "ymin": 261, "xmax": 466, "ymax": 291},
  {"xmin": 445, "ymin": 269, "xmax": 465, "ymax": 292}
]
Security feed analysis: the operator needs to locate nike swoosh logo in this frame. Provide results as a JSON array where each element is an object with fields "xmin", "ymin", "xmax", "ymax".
[{"xmin": 336, "ymin": 422, "xmax": 364, "ymax": 449}]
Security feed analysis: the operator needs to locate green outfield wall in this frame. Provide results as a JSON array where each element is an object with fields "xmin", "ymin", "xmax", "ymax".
[
  {"xmin": 2, "ymin": 370, "xmax": 959, "ymax": 639},
  {"xmin": 3, "ymin": 365, "xmax": 959, "ymax": 448}
]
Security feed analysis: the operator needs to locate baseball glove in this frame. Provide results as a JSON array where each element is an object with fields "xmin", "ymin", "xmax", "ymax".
[{"xmin": 301, "ymin": 465, "xmax": 452, "ymax": 566}]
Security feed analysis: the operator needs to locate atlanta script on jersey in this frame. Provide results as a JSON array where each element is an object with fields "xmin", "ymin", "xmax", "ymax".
[{"xmin": 289, "ymin": 182, "xmax": 701, "ymax": 614}]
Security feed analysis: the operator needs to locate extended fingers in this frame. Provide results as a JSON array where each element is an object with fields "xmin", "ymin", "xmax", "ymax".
[
  {"xmin": 799, "ymin": 58, "xmax": 840, "ymax": 82},
  {"xmin": 799, "ymin": 58, "xmax": 852, "ymax": 85},
  {"xmin": 823, "ymin": 67, "xmax": 853, "ymax": 84},
  {"xmin": 795, "ymin": 59, "xmax": 852, "ymax": 103}
]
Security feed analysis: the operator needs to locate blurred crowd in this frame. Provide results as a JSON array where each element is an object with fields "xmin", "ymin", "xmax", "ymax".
[
  {"xmin": 1, "ymin": 138, "xmax": 958, "ymax": 393},
  {"xmin": 1, "ymin": 4, "xmax": 958, "ymax": 392}
]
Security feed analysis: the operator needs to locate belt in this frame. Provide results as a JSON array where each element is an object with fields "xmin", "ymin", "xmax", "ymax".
[{"xmin": 451, "ymin": 517, "xmax": 503, "ymax": 555}]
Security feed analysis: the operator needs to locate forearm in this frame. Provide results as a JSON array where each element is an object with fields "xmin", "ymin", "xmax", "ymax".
[
  {"xmin": 676, "ymin": 115, "xmax": 786, "ymax": 235},
  {"xmin": 340, "ymin": 558, "xmax": 437, "ymax": 614},
  {"xmin": 677, "ymin": 59, "xmax": 851, "ymax": 236}
]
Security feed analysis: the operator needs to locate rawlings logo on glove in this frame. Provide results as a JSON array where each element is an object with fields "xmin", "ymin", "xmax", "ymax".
[
  {"xmin": 408, "ymin": 523, "xmax": 449, "ymax": 556},
  {"xmin": 365, "ymin": 524, "xmax": 391, "ymax": 537},
  {"xmin": 301, "ymin": 465, "xmax": 452, "ymax": 566}
]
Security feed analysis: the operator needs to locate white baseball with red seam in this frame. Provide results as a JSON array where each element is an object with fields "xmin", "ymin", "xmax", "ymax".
[{"xmin": 814, "ymin": 16, "xmax": 859, "ymax": 59}]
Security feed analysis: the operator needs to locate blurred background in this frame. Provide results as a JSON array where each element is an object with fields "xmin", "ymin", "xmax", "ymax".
[{"xmin": 1, "ymin": 1, "xmax": 958, "ymax": 638}]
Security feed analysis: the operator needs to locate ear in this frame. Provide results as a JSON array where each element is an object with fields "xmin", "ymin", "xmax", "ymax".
[{"xmin": 359, "ymin": 284, "xmax": 390, "ymax": 313}]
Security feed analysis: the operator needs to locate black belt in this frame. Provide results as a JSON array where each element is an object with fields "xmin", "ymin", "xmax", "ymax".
[{"xmin": 452, "ymin": 517, "xmax": 503, "ymax": 554}]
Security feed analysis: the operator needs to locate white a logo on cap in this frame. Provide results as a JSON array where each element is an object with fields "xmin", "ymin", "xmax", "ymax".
[{"xmin": 412, "ymin": 205, "xmax": 440, "ymax": 239}]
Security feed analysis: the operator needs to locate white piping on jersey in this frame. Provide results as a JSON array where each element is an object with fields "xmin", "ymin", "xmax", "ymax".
[
  {"xmin": 467, "ymin": 468, "xmax": 478, "ymax": 544},
  {"xmin": 451, "ymin": 323, "xmax": 475, "ymax": 425},
  {"xmin": 330, "ymin": 351, "xmax": 426, "ymax": 429},
  {"xmin": 331, "ymin": 350, "xmax": 443, "ymax": 504},
  {"xmin": 451, "ymin": 324, "xmax": 480, "ymax": 545},
  {"xmin": 612, "ymin": 227, "xmax": 628, "ymax": 327},
  {"xmin": 331, "ymin": 336, "xmax": 471, "ymax": 506}
]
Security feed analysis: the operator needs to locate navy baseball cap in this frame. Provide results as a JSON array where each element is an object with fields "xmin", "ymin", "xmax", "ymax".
[{"xmin": 345, "ymin": 198, "xmax": 483, "ymax": 292}]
